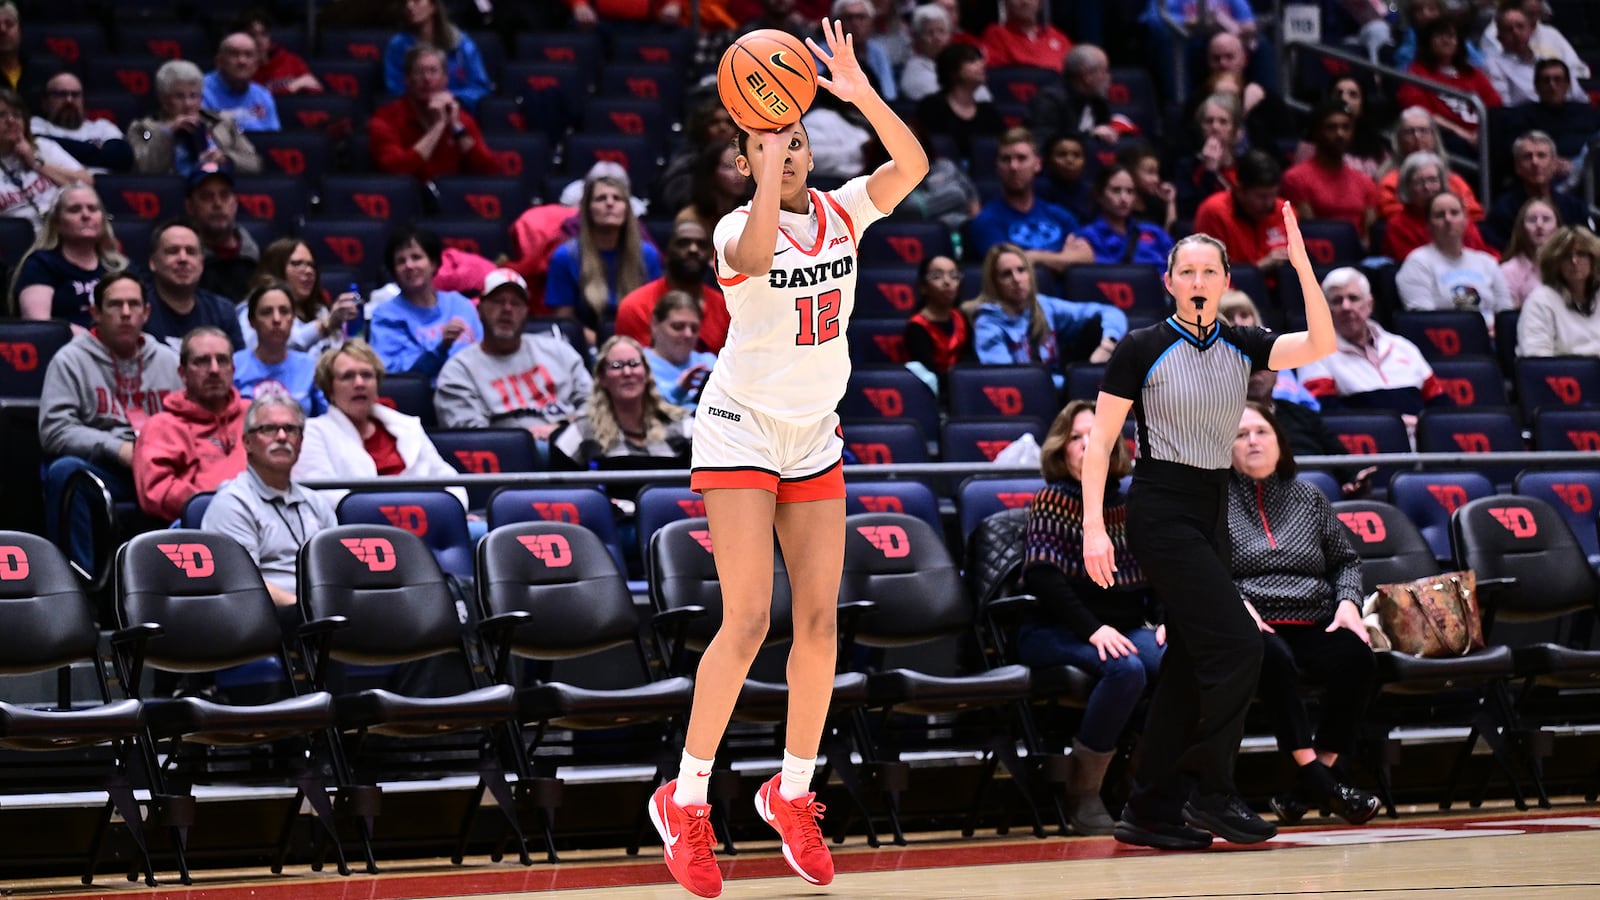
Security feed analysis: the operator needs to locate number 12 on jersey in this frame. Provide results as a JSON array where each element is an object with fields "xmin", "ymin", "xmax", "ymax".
[{"xmin": 794, "ymin": 288, "xmax": 842, "ymax": 346}]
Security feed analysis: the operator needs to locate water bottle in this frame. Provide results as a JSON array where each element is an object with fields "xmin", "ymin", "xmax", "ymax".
[{"xmin": 344, "ymin": 282, "xmax": 365, "ymax": 340}]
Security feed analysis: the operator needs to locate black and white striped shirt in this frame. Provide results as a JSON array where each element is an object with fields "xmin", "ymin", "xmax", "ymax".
[{"xmin": 1102, "ymin": 318, "xmax": 1280, "ymax": 471}]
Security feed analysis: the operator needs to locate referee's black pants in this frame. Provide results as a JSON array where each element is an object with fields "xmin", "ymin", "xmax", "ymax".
[{"xmin": 1124, "ymin": 460, "xmax": 1262, "ymax": 820}]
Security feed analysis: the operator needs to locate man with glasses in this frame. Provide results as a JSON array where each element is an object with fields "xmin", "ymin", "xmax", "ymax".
[
  {"xmin": 133, "ymin": 326, "xmax": 250, "ymax": 522},
  {"xmin": 28, "ymin": 72, "xmax": 134, "ymax": 174},
  {"xmin": 202, "ymin": 391, "xmax": 335, "ymax": 612},
  {"xmin": 614, "ymin": 218, "xmax": 730, "ymax": 354},
  {"xmin": 1298, "ymin": 267, "xmax": 1445, "ymax": 425},
  {"xmin": 434, "ymin": 268, "xmax": 592, "ymax": 462}
]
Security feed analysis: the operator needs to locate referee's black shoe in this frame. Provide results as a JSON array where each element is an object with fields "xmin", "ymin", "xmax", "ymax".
[
  {"xmin": 1182, "ymin": 793, "xmax": 1278, "ymax": 844},
  {"xmin": 1113, "ymin": 806, "xmax": 1213, "ymax": 851}
]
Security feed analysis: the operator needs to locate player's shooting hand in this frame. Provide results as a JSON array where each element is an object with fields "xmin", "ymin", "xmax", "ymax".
[{"xmin": 807, "ymin": 18, "xmax": 870, "ymax": 104}]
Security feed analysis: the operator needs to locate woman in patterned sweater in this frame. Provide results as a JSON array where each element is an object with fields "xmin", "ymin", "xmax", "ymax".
[
  {"xmin": 1227, "ymin": 402, "xmax": 1380, "ymax": 825},
  {"xmin": 1022, "ymin": 400, "xmax": 1165, "ymax": 835}
]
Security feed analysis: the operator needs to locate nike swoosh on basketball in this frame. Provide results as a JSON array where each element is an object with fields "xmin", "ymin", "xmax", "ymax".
[{"xmin": 769, "ymin": 51, "xmax": 805, "ymax": 80}]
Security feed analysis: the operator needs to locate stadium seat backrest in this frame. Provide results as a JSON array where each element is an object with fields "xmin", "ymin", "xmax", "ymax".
[
  {"xmin": 486, "ymin": 487, "xmax": 625, "ymax": 574},
  {"xmin": 1531, "ymin": 408, "xmax": 1600, "ymax": 453},
  {"xmin": 427, "ymin": 429, "xmax": 540, "ymax": 509},
  {"xmin": 477, "ymin": 522, "xmax": 637, "ymax": 659},
  {"xmin": 85, "ymin": 57, "xmax": 156, "ymax": 102},
  {"xmin": 837, "ymin": 366, "xmax": 941, "ymax": 439},
  {"xmin": 1515, "ymin": 356, "xmax": 1600, "ymax": 417},
  {"xmin": 376, "ymin": 372, "xmax": 435, "ymax": 427},
  {"xmin": 840, "ymin": 512, "xmax": 971, "ymax": 646},
  {"xmin": 854, "ymin": 266, "xmax": 922, "ymax": 318},
  {"xmin": 565, "ymin": 133, "xmax": 661, "ymax": 195},
  {"xmin": 857, "ymin": 222, "xmax": 955, "ymax": 267},
  {"xmin": 504, "ymin": 62, "xmax": 586, "ymax": 138},
  {"xmin": 301, "ymin": 219, "xmax": 390, "ymax": 283},
  {"xmin": 1428, "ymin": 355, "xmax": 1509, "ymax": 408},
  {"xmin": 96, "ymin": 174, "xmax": 184, "ymax": 222},
  {"xmin": 1392, "ymin": 310, "xmax": 1492, "ymax": 360},
  {"xmin": 475, "ymin": 97, "xmax": 527, "ymax": 133},
  {"xmin": 1331, "ymin": 500, "xmax": 1439, "ymax": 594},
  {"xmin": 481, "ymin": 133, "xmax": 550, "ymax": 195},
  {"xmin": 275, "ymin": 94, "xmax": 357, "ymax": 132},
  {"xmin": 1063, "ymin": 363, "xmax": 1106, "ymax": 402},
  {"xmin": 1513, "ymin": 469, "xmax": 1600, "ymax": 567},
  {"xmin": 82, "ymin": 92, "xmax": 141, "ymax": 130},
  {"xmin": 1298, "ymin": 470, "xmax": 1342, "ymax": 503},
  {"xmin": 957, "ymin": 475, "xmax": 1045, "ymax": 539},
  {"xmin": 308, "ymin": 59, "xmax": 379, "ymax": 106},
  {"xmin": 635, "ymin": 485, "xmax": 704, "ymax": 568},
  {"xmin": 1414, "ymin": 407, "xmax": 1525, "ymax": 487},
  {"xmin": 0, "ymin": 318, "xmax": 71, "ymax": 401},
  {"xmin": 0, "ymin": 532, "xmax": 100, "ymax": 671},
  {"xmin": 987, "ymin": 66, "xmax": 1058, "ymax": 106},
  {"xmin": 1388, "ymin": 470, "xmax": 1496, "ymax": 562},
  {"xmin": 320, "ymin": 174, "xmax": 423, "ymax": 222},
  {"xmin": 25, "ymin": 23, "xmax": 108, "ymax": 68},
  {"xmin": 597, "ymin": 63, "xmax": 683, "ymax": 112},
  {"xmin": 299, "ymin": 524, "xmax": 463, "ymax": 664},
  {"xmin": 1495, "ymin": 309, "xmax": 1520, "ymax": 374},
  {"xmin": 844, "ymin": 480, "xmax": 943, "ymax": 535},
  {"xmin": 1450, "ymin": 495, "xmax": 1599, "ymax": 622},
  {"xmin": 650, "ymin": 517, "xmax": 793, "ymax": 649},
  {"xmin": 336, "ymin": 490, "xmax": 474, "ymax": 578},
  {"xmin": 844, "ymin": 419, "xmax": 928, "ymax": 466},
  {"xmin": 119, "ymin": 23, "xmax": 206, "ymax": 61},
  {"xmin": 317, "ymin": 28, "xmax": 391, "ymax": 63},
  {"xmin": 1106, "ymin": 67, "xmax": 1159, "ymax": 135},
  {"xmin": 579, "ymin": 98, "xmax": 668, "ymax": 147},
  {"xmin": 514, "ymin": 32, "xmax": 601, "ymax": 83},
  {"xmin": 946, "ymin": 364, "xmax": 1058, "ymax": 421},
  {"xmin": 432, "ymin": 218, "xmax": 510, "ymax": 262},
  {"xmin": 847, "ymin": 318, "xmax": 909, "ymax": 366},
  {"xmin": 231, "ymin": 176, "xmax": 305, "ymax": 230},
  {"xmin": 250, "ymin": 131, "xmax": 333, "ymax": 184},
  {"xmin": 1062, "ymin": 264, "xmax": 1167, "ymax": 314},
  {"xmin": 942, "ymin": 417, "xmax": 1044, "ymax": 464},
  {"xmin": 1296, "ymin": 219, "xmax": 1365, "ymax": 266}
]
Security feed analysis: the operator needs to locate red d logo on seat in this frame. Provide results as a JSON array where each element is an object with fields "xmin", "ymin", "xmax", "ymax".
[
  {"xmin": 157, "ymin": 543, "xmax": 214, "ymax": 578},
  {"xmin": 340, "ymin": 537, "xmax": 397, "ymax": 572},
  {"xmin": 1487, "ymin": 507, "xmax": 1537, "ymax": 538},
  {"xmin": 1337, "ymin": 511, "xmax": 1386, "ymax": 543},
  {"xmin": 856, "ymin": 525, "xmax": 909, "ymax": 558},
  {"xmin": 517, "ymin": 534, "xmax": 572, "ymax": 567},
  {"xmin": 0, "ymin": 546, "xmax": 28, "ymax": 580}
]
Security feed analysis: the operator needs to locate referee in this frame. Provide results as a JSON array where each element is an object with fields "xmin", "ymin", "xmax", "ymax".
[{"xmin": 1080, "ymin": 205, "xmax": 1336, "ymax": 850}]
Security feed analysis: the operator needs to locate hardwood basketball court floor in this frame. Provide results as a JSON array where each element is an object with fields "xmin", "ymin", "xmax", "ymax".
[{"xmin": 11, "ymin": 802, "xmax": 1599, "ymax": 898}]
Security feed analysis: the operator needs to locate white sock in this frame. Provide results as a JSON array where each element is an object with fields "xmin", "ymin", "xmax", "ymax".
[
  {"xmin": 778, "ymin": 750, "xmax": 816, "ymax": 801},
  {"xmin": 673, "ymin": 751, "xmax": 715, "ymax": 807}
]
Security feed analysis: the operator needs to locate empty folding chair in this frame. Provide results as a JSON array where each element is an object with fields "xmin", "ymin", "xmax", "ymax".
[
  {"xmin": 113, "ymin": 530, "xmax": 352, "ymax": 881},
  {"xmin": 1513, "ymin": 469, "xmax": 1600, "ymax": 569},
  {"xmin": 957, "ymin": 475, "xmax": 1045, "ymax": 541},
  {"xmin": 1387, "ymin": 470, "xmax": 1496, "ymax": 564},
  {"xmin": 1296, "ymin": 219, "xmax": 1366, "ymax": 266},
  {"xmin": 1392, "ymin": 310, "xmax": 1493, "ymax": 360},
  {"xmin": 298, "ymin": 525, "xmax": 531, "ymax": 866},
  {"xmin": 947, "ymin": 364, "xmax": 1059, "ymax": 421},
  {"xmin": 336, "ymin": 490, "xmax": 475, "ymax": 578},
  {"xmin": 1429, "ymin": 356, "xmax": 1509, "ymax": 408},
  {"xmin": 0, "ymin": 533, "xmax": 154, "ymax": 886}
]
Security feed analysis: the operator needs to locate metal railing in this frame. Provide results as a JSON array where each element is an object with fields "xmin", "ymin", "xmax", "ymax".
[{"xmin": 1280, "ymin": 40, "xmax": 1493, "ymax": 203}]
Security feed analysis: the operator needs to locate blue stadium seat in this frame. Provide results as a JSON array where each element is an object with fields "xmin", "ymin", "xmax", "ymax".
[
  {"xmin": 1513, "ymin": 469, "xmax": 1600, "ymax": 568},
  {"xmin": 1061, "ymin": 264, "xmax": 1167, "ymax": 315},
  {"xmin": 250, "ymin": 130, "xmax": 333, "ymax": 185},
  {"xmin": 0, "ymin": 319, "xmax": 72, "ymax": 400},
  {"xmin": 276, "ymin": 94, "xmax": 357, "ymax": 134},
  {"xmin": 608, "ymin": 28, "xmax": 694, "ymax": 68},
  {"xmin": 1428, "ymin": 356, "xmax": 1509, "ymax": 408},
  {"xmin": 474, "ymin": 97, "xmax": 527, "ymax": 133},
  {"xmin": 81, "ymin": 92, "xmax": 142, "ymax": 129},
  {"xmin": 845, "ymin": 480, "xmax": 942, "ymax": 536},
  {"xmin": 95, "ymin": 173, "xmax": 184, "ymax": 223},
  {"xmin": 1392, "ymin": 310, "xmax": 1493, "ymax": 360},
  {"xmin": 429, "ymin": 175, "xmax": 528, "ymax": 223},
  {"xmin": 514, "ymin": 31, "xmax": 602, "ymax": 84},
  {"xmin": 947, "ymin": 364, "xmax": 1059, "ymax": 421},
  {"xmin": 843, "ymin": 419, "xmax": 928, "ymax": 465},
  {"xmin": 1321, "ymin": 409, "xmax": 1412, "ymax": 495},
  {"xmin": 486, "ymin": 486, "xmax": 626, "ymax": 574},
  {"xmin": 837, "ymin": 366, "xmax": 941, "ymax": 442},
  {"xmin": 308, "ymin": 59, "xmax": 380, "ymax": 109},
  {"xmin": 1531, "ymin": 408, "xmax": 1600, "ymax": 453},
  {"xmin": 847, "ymin": 318, "xmax": 909, "ymax": 366},
  {"xmin": 1106, "ymin": 67, "xmax": 1159, "ymax": 136},
  {"xmin": 0, "ymin": 220, "xmax": 37, "ymax": 276},
  {"xmin": 503, "ymin": 62, "xmax": 586, "ymax": 139},
  {"xmin": 320, "ymin": 174, "xmax": 424, "ymax": 222},
  {"xmin": 465, "ymin": 29, "xmax": 506, "ymax": 82},
  {"xmin": 427, "ymin": 219, "xmax": 507, "ymax": 262},
  {"xmin": 580, "ymin": 98, "xmax": 669, "ymax": 149},
  {"xmin": 564, "ymin": 133, "xmax": 662, "ymax": 196},
  {"xmin": 118, "ymin": 22, "xmax": 207, "ymax": 62},
  {"xmin": 376, "ymin": 372, "xmax": 435, "ymax": 428},
  {"xmin": 854, "ymin": 266, "xmax": 922, "ymax": 318},
  {"xmin": 336, "ymin": 489, "xmax": 475, "ymax": 577},
  {"xmin": 426, "ymin": 429, "xmax": 541, "ymax": 509},
  {"xmin": 1414, "ymin": 407, "xmax": 1524, "ymax": 488},
  {"xmin": 1297, "ymin": 218, "xmax": 1366, "ymax": 265},
  {"xmin": 180, "ymin": 491, "xmax": 213, "ymax": 530},
  {"xmin": 1515, "ymin": 356, "xmax": 1600, "ymax": 418},
  {"xmin": 300, "ymin": 219, "xmax": 390, "ymax": 282},
  {"xmin": 231, "ymin": 175, "xmax": 306, "ymax": 230},
  {"xmin": 597, "ymin": 63, "xmax": 683, "ymax": 113},
  {"xmin": 1227, "ymin": 263, "xmax": 1269, "ymax": 311},
  {"xmin": 988, "ymin": 66, "xmax": 1057, "ymax": 108},
  {"xmin": 957, "ymin": 475, "xmax": 1044, "ymax": 540},
  {"xmin": 858, "ymin": 222, "xmax": 955, "ymax": 267},
  {"xmin": 1495, "ymin": 309, "xmax": 1520, "ymax": 374},
  {"xmin": 316, "ymin": 28, "xmax": 390, "ymax": 64},
  {"xmin": 481, "ymin": 133, "xmax": 551, "ymax": 198},
  {"xmin": 634, "ymin": 484, "xmax": 704, "ymax": 567},
  {"xmin": 1298, "ymin": 469, "xmax": 1343, "ymax": 503},
  {"xmin": 84, "ymin": 57, "xmax": 156, "ymax": 105},
  {"xmin": 1388, "ymin": 470, "xmax": 1496, "ymax": 563},
  {"xmin": 1063, "ymin": 363, "xmax": 1106, "ymax": 402},
  {"xmin": 24, "ymin": 22, "xmax": 108, "ymax": 69},
  {"xmin": 942, "ymin": 417, "xmax": 1045, "ymax": 463}
]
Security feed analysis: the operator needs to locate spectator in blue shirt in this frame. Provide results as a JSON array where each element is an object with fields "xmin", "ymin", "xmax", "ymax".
[
  {"xmin": 969, "ymin": 127, "xmax": 1095, "ymax": 277},
  {"xmin": 1075, "ymin": 164, "xmax": 1176, "ymax": 267},
  {"xmin": 383, "ymin": 0, "xmax": 493, "ymax": 112},
  {"xmin": 202, "ymin": 33, "xmax": 280, "ymax": 133},
  {"xmin": 545, "ymin": 173, "xmax": 662, "ymax": 343},
  {"xmin": 369, "ymin": 226, "xmax": 480, "ymax": 380},
  {"xmin": 966, "ymin": 242, "xmax": 1127, "ymax": 386},
  {"xmin": 234, "ymin": 280, "xmax": 325, "ymax": 417},
  {"xmin": 642, "ymin": 291, "xmax": 716, "ymax": 410}
]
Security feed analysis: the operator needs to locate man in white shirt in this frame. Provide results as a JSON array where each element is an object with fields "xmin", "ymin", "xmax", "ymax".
[
  {"xmin": 28, "ymin": 72, "xmax": 134, "ymax": 174},
  {"xmin": 1481, "ymin": 3, "xmax": 1586, "ymax": 106},
  {"xmin": 1479, "ymin": 0, "xmax": 1590, "ymax": 81},
  {"xmin": 1298, "ymin": 267, "xmax": 1446, "ymax": 423}
]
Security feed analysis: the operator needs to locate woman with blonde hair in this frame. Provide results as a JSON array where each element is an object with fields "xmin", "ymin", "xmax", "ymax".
[
  {"xmin": 1518, "ymin": 226, "xmax": 1600, "ymax": 358},
  {"xmin": 1499, "ymin": 198, "xmax": 1561, "ymax": 308},
  {"xmin": 9, "ymin": 183, "xmax": 123, "ymax": 329},
  {"xmin": 550, "ymin": 334, "xmax": 690, "ymax": 473},
  {"xmin": 967, "ymin": 242, "xmax": 1126, "ymax": 385},
  {"xmin": 545, "ymin": 174, "xmax": 662, "ymax": 343},
  {"xmin": 1021, "ymin": 398, "xmax": 1164, "ymax": 835}
]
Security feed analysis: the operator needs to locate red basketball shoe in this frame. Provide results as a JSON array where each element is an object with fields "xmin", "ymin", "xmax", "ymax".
[
  {"xmin": 754, "ymin": 774, "xmax": 834, "ymax": 885},
  {"xmin": 648, "ymin": 780, "xmax": 721, "ymax": 898}
]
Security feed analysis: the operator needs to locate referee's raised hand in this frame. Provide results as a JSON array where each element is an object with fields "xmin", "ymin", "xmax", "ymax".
[{"xmin": 1283, "ymin": 201, "xmax": 1312, "ymax": 272}]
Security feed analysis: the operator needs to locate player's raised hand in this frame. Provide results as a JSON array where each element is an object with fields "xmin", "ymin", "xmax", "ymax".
[{"xmin": 806, "ymin": 19, "xmax": 870, "ymax": 104}]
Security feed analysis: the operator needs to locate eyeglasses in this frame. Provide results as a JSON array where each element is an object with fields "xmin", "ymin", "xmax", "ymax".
[
  {"xmin": 334, "ymin": 368, "xmax": 378, "ymax": 383},
  {"xmin": 248, "ymin": 423, "xmax": 304, "ymax": 437},
  {"xmin": 0, "ymin": 110, "xmax": 21, "ymax": 123},
  {"xmin": 604, "ymin": 359, "xmax": 645, "ymax": 371}
]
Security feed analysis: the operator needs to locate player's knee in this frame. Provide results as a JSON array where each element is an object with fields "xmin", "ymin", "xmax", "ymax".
[
  {"xmin": 790, "ymin": 604, "xmax": 837, "ymax": 647},
  {"xmin": 719, "ymin": 607, "xmax": 771, "ymax": 654}
]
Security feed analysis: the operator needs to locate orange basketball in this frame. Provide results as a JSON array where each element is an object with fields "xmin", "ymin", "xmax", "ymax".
[{"xmin": 717, "ymin": 29, "xmax": 818, "ymax": 133}]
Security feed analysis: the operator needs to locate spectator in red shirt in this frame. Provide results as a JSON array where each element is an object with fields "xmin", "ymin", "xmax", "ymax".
[
  {"xmin": 1193, "ymin": 149, "xmax": 1290, "ymax": 273},
  {"xmin": 1379, "ymin": 151, "xmax": 1494, "ymax": 261},
  {"xmin": 981, "ymin": 0, "xmax": 1072, "ymax": 72},
  {"xmin": 1280, "ymin": 100, "xmax": 1379, "ymax": 243},
  {"xmin": 236, "ymin": 8, "xmax": 322, "ymax": 95},
  {"xmin": 369, "ymin": 44, "xmax": 501, "ymax": 182},
  {"xmin": 614, "ymin": 218, "xmax": 730, "ymax": 354},
  {"xmin": 1396, "ymin": 17, "xmax": 1500, "ymax": 148}
]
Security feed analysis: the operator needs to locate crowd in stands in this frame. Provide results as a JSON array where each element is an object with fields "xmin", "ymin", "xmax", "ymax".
[{"xmin": 1, "ymin": 1, "xmax": 1599, "ymax": 832}]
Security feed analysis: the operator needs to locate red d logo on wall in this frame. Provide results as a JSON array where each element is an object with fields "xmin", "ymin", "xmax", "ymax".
[{"xmin": 158, "ymin": 543, "xmax": 215, "ymax": 578}]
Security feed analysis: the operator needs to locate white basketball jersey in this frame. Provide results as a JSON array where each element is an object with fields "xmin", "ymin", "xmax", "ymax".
[{"xmin": 708, "ymin": 176, "xmax": 887, "ymax": 425}]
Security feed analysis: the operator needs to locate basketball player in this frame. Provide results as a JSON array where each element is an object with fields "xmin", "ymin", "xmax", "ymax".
[
  {"xmin": 647, "ymin": 18, "xmax": 928, "ymax": 898},
  {"xmin": 1080, "ymin": 205, "xmax": 1336, "ymax": 851}
]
